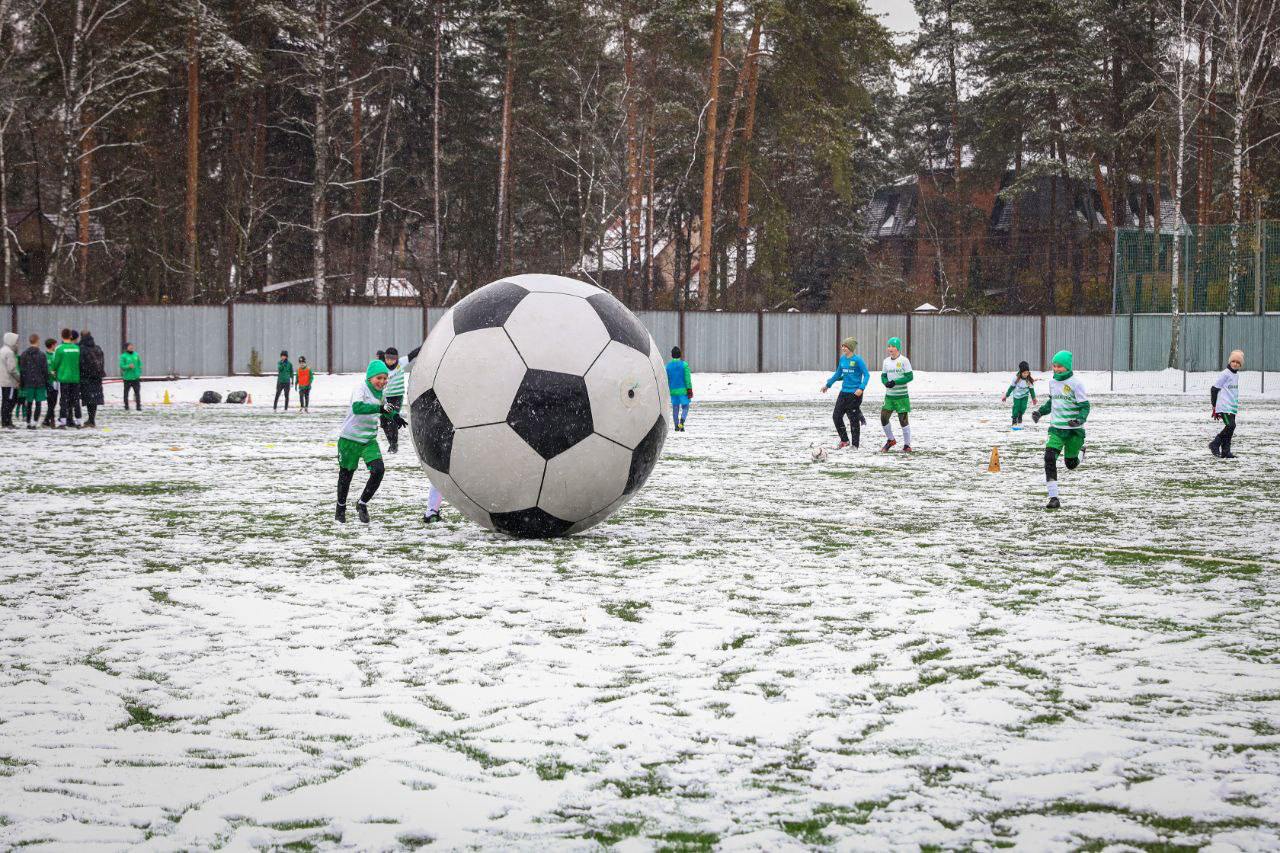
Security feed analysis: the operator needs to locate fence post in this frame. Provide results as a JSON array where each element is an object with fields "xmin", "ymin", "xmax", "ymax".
[
  {"xmin": 1040, "ymin": 315, "xmax": 1047, "ymax": 372},
  {"xmin": 757, "ymin": 310, "xmax": 764, "ymax": 373},
  {"xmin": 1128, "ymin": 313, "xmax": 1134, "ymax": 371},
  {"xmin": 835, "ymin": 312, "xmax": 841, "ymax": 356},
  {"xmin": 678, "ymin": 306, "xmax": 685, "ymax": 354},
  {"xmin": 422, "ymin": 304, "xmax": 430, "ymax": 341},
  {"xmin": 1219, "ymin": 312, "xmax": 1225, "ymax": 368},
  {"xmin": 326, "ymin": 303, "xmax": 334, "ymax": 373},
  {"xmin": 120, "ymin": 304, "xmax": 128, "ymax": 350},
  {"xmin": 971, "ymin": 315, "xmax": 978, "ymax": 373},
  {"xmin": 905, "ymin": 313, "xmax": 912, "ymax": 352},
  {"xmin": 10, "ymin": 304, "xmax": 17, "ymax": 332},
  {"xmin": 226, "ymin": 304, "xmax": 234, "ymax": 376}
]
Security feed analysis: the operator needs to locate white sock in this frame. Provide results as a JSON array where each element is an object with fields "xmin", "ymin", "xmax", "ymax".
[
  {"xmin": 428, "ymin": 486, "xmax": 443, "ymax": 513},
  {"xmin": 1047, "ymin": 480, "xmax": 1059, "ymax": 498},
  {"xmin": 883, "ymin": 423, "xmax": 894, "ymax": 441},
  {"xmin": 902, "ymin": 426, "xmax": 912, "ymax": 446}
]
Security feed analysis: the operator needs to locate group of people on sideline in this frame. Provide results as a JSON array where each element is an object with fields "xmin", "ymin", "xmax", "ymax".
[{"xmin": 2, "ymin": 329, "xmax": 142, "ymax": 429}]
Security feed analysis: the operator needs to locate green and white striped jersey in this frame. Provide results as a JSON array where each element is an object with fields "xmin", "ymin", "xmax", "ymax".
[
  {"xmin": 384, "ymin": 361, "xmax": 407, "ymax": 397},
  {"xmin": 1213, "ymin": 368, "xmax": 1239, "ymax": 414},
  {"xmin": 1008, "ymin": 378, "xmax": 1033, "ymax": 399},
  {"xmin": 1047, "ymin": 374, "xmax": 1088, "ymax": 428},
  {"xmin": 882, "ymin": 355, "xmax": 912, "ymax": 397},
  {"xmin": 340, "ymin": 381, "xmax": 383, "ymax": 442}
]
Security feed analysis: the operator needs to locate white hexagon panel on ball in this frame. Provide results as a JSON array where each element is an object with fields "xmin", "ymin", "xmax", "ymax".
[{"xmin": 406, "ymin": 274, "xmax": 668, "ymax": 538}]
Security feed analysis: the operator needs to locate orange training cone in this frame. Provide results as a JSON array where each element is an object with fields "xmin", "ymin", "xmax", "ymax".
[
  {"xmin": 987, "ymin": 446, "xmax": 1001, "ymax": 473},
  {"xmin": 246, "ymin": 393, "xmax": 253, "ymax": 405}
]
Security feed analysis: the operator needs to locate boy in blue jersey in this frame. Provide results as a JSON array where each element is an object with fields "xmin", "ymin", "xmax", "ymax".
[
  {"xmin": 666, "ymin": 347, "xmax": 693, "ymax": 431},
  {"xmin": 821, "ymin": 336, "xmax": 869, "ymax": 448}
]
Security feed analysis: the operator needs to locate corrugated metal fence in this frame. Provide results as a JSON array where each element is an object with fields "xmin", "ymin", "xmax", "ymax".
[{"xmin": 4, "ymin": 303, "xmax": 1277, "ymax": 376}]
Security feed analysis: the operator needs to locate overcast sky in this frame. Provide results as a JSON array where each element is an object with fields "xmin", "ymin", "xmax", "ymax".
[{"xmin": 863, "ymin": 0, "xmax": 921, "ymax": 37}]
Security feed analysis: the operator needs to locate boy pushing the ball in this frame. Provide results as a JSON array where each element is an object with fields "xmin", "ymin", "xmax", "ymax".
[{"xmin": 336, "ymin": 359, "xmax": 407, "ymax": 523}]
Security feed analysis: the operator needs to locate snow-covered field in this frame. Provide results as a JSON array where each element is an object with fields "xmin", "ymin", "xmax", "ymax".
[{"xmin": 3, "ymin": 372, "xmax": 1279, "ymax": 851}]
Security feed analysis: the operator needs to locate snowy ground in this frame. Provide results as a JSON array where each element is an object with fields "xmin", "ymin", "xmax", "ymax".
[{"xmin": 2, "ymin": 372, "xmax": 1279, "ymax": 851}]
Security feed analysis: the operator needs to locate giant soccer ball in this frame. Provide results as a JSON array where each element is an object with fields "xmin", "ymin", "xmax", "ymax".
[{"xmin": 407, "ymin": 274, "xmax": 671, "ymax": 537}]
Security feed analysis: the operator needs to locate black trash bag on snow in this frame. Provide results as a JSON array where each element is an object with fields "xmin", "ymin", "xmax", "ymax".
[
  {"xmin": 200, "ymin": 391, "xmax": 223, "ymax": 404},
  {"xmin": 224, "ymin": 391, "xmax": 247, "ymax": 404}
]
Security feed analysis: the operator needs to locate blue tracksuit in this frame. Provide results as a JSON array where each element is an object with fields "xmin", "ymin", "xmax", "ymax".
[
  {"xmin": 825, "ymin": 354, "xmax": 869, "ymax": 393},
  {"xmin": 666, "ymin": 358, "xmax": 692, "ymax": 428}
]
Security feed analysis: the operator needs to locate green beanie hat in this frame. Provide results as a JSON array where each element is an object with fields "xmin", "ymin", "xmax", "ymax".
[
  {"xmin": 366, "ymin": 359, "xmax": 390, "ymax": 380},
  {"xmin": 887, "ymin": 336, "xmax": 902, "ymax": 350},
  {"xmin": 841, "ymin": 336, "xmax": 858, "ymax": 352},
  {"xmin": 1051, "ymin": 350, "xmax": 1073, "ymax": 371}
]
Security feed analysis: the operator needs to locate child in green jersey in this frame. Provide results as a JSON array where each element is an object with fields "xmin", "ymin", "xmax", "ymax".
[
  {"xmin": 1001, "ymin": 361, "xmax": 1037, "ymax": 429},
  {"xmin": 1209, "ymin": 349, "xmax": 1243, "ymax": 458},
  {"xmin": 879, "ymin": 336, "xmax": 913, "ymax": 452},
  {"xmin": 336, "ymin": 360, "xmax": 406, "ymax": 523},
  {"xmin": 1031, "ymin": 350, "xmax": 1090, "ymax": 509}
]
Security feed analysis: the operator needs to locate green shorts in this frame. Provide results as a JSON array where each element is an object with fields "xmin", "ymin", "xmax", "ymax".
[
  {"xmin": 882, "ymin": 395, "xmax": 911, "ymax": 415},
  {"xmin": 1046, "ymin": 427, "xmax": 1085, "ymax": 459},
  {"xmin": 20, "ymin": 387, "xmax": 48, "ymax": 402},
  {"xmin": 337, "ymin": 436, "xmax": 382, "ymax": 471}
]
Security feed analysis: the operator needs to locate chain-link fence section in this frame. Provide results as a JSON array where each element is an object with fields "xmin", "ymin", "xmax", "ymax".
[{"xmin": 1114, "ymin": 222, "xmax": 1276, "ymax": 315}]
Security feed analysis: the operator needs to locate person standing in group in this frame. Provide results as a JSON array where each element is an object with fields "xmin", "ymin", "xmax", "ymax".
[
  {"xmin": 0, "ymin": 332, "xmax": 19, "ymax": 428},
  {"xmin": 665, "ymin": 346, "xmax": 693, "ymax": 432},
  {"xmin": 879, "ymin": 336, "xmax": 914, "ymax": 452},
  {"xmin": 119, "ymin": 343, "xmax": 142, "ymax": 410},
  {"xmin": 380, "ymin": 347, "xmax": 407, "ymax": 452},
  {"xmin": 274, "ymin": 350, "xmax": 294, "ymax": 411},
  {"xmin": 18, "ymin": 334, "xmax": 49, "ymax": 429},
  {"xmin": 42, "ymin": 338, "xmax": 59, "ymax": 427},
  {"xmin": 296, "ymin": 356, "xmax": 313, "ymax": 412},
  {"xmin": 52, "ymin": 329, "xmax": 82, "ymax": 428},
  {"xmin": 1209, "ymin": 349, "xmax": 1244, "ymax": 459},
  {"xmin": 78, "ymin": 331, "xmax": 106, "ymax": 428},
  {"xmin": 821, "ymin": 337, "xmax": 869, "ymax": 449}
]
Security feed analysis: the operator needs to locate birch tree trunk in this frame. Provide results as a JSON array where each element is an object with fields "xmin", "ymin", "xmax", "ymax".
[
  {"xmin": 734, "ymin": 17, "xmax": 761, "ymax": 302},
  {"xmin": 77, "ymin": 108, "xmax": 92, "ymax": 298},
  {"xmin": 1, "ymin": 107, "xmax": 11, "ymax": 303},
  {"xmin": 433, "ymin": 0, "xmax": 443, "ymax": 288},
  {"xmin": 623, "ymin": 0, "xmax": 641, "ymax": 303},
  {"xmin": 43, "ymin": 0, "xmax": 86, "ymax": 299},
  {"xmin": 311, "ymin": 0, "xmax": 330, "ymax": 302},
  {"xmin": 495, "ymin": 19, "xmax": 516, "ymax": 276},
  {"xmin": 697, "ymin": 0, "xmax": 724, "ymax": 307}
]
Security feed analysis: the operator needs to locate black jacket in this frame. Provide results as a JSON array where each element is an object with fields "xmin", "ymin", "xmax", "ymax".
[
  {"xmin": 19, "ymin": 346, "xmax": 47, "ymax": 390},
  {"xmin": 78, "ymin": 335, "xmax": 106, "ymax": 405}
]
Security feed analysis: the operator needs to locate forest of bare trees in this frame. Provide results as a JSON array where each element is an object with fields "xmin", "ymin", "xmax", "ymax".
[{"xmin": 1, "ymin": 0, "xmax": 1278, "ymax": 313}]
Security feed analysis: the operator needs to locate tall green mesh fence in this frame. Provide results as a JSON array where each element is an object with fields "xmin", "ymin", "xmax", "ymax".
[{"xmin": 1114, "ymin": 222, "xmax": 1276, "ymax": 314}]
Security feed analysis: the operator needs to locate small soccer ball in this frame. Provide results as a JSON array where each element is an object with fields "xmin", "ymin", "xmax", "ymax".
[
  {"xmin": 810, "ymin": 445, "xmax": 828, "ymax": 462},
  {"xmin": 407, "ymin": 274, "xmax": 671, "ymax": 538}
]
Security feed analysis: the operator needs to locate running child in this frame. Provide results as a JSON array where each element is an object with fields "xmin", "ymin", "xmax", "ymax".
[
  {"xmin": 821, "ymin": 336, "xmax": 869, "ymax": 448},
  {"xmin": 335, "ymin": 359, "xmax": 405, "ymax": 523},
  {"xmin": 1001, "ymin": 361, "xmax": 1037, "ymax": 429},
  {"xmin": 1209, "ymin": 349, "xmax": 1243, "ymax": 458},
  {"xmin": 879, "ymin": 336, "xmax": 913, "ymax": 452},
  {"xmin": 1031, "ymin": 350, "xmax": 1089, "ymax": 509},
  {"xmin": 296, "ymin": 356, "xmax": 313, "ymax": 412}
]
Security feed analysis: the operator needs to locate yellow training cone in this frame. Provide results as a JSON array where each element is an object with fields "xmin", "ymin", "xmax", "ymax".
[
  {"xmin": 163, "ymin": 390, "xmax": 171, "ymax": 405},
  {"xmin": 987, "ymin": 446, "xmax": 1001, "ymax": 473}
]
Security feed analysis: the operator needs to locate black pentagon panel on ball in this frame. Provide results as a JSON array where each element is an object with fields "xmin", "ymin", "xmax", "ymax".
[
  {"xmin": 506, "ymin": 369, "xmax": 594, "ymax": 459},
  {"xmin": 410, "ymin": 388, "xmax": 455, "ymax": 473},
  {"xmin": 451, "ymin": 280, "xmax": 529, "ymax": 335},
  {"xmin": 587, "ymin": 292, "xmax": 651, "ymax": 355},
  {"xmin": 623, "ymin": 415, "xmax": 667, "ymax": 495},
  {"xmin": 491, "ymin": 506, "xmax": 575, "ymax": 539}
]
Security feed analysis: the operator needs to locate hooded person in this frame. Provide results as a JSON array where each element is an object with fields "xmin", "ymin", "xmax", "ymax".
[
  {"xmin": 879, "ymin": 335, "xmax": 914, "ymax": 451},
  {"xmin": 821, "ymin": 336, "xmax": 870, "ymax": 449},
  {"xmin": 1209, "ymin": 349, "xmax": 1244, "ymax": 458},
  {"xmin": 335, "ymin": 359, "xmax": 405, "ymax": 523},
  {"xmin": 1031, "ymin": 350, "xmax": 1090, "ymax": 509},
  {"xmin": 0, "ymin": 332, "xmax": 20, "ymax": 428},
  {"xmin": 78, "ymin": 331, "xmax": 106, "ymax": 427},
  {"xmin": 18, "ymin": 334, "xmax": 50, "ymax": 428}
]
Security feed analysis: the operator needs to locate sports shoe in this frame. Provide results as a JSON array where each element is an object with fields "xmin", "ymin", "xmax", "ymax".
[
  {"xmin": 1046, "ymin": 497, "xmax": 1061, "ymax": 510},
  {"xmin": 389, "ymin": 444, "xmax": 399, "ymax": 454},
  {"xmin": 1209, "ymin": 441, "xmax": 1221, "ymax": 457},
  {"xmin": 880, "ymin": 439, "xmax": 897, "ymax": 452},
  {"xmin": 1221, "ymin": 451, "xmax": 1236, "ymax": 459},
  {"xmin": 903, "ymin": 445, "xmax": 913, "ymax": 453},
  {"xmin": 335, "ymin": 503, "xmax": 347, "ymax": 522},
  {"xmin": 424, "ymin": 511, "xmax": 442, "ymax": 524},
  {"xmin": 357, "ymin": 502, "xmax": 370, "ymax": 523},
  {"xmin": 834, "ymin": 441, "xmax": 850, "ymax": 450}
]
